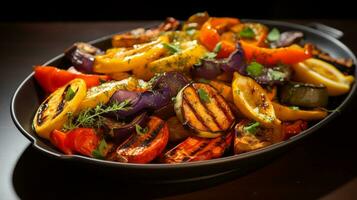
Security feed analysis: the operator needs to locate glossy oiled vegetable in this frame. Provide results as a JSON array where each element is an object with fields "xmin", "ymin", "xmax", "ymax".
[
  {"xmin": 280, "ymin": 82, "xmax": 328, "ymax": 108},
  {"xmin": 272, "ymin": 102, "xmax": 327, "ymax": 121},
  {"xmin": 174, "ymin": 83, "xmax": 235, "ymax": 138},
  {"xmin": 108, "ymin": 116, "xmax": 169, "ymax": 163},
  {"xmin": 162, "ymin": 132, "xmax": 232, "ymax": 163},
  {"xmin": 33, "ymin": 79, "xmax": 87, "ymax": 139},
  {"xmin": 232, "ymin": 72, "xmax": 280, "ymax": 127}
]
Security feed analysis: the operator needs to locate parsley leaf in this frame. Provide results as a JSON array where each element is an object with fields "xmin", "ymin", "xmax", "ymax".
[
  {"xmin": 163, "ymin": 43, "xmax": 181, "ymax": 54},
  {"xmin": 243, "ymin": 122, "xmax": 260, "ymax": 134},
  {"xmin": 92, "ymin": 139, "xmax": 107, "ymax": 159},
  {"xmin": 246, "ymin": 62, "xmax": 264, "ymax": 77},
  {"xmin": 203, "ymin": 52, "xmax": 217, "ymax": 59},
  {"xmin": 239, "ymin": 27, "xmax": 255, "ymax": 39},
  {"xmin": 135, "ymin": 124, "xmax": 148, "ymax": 135},
  {"xmin": 267, "ymin": 28, "xmax": 280, "ymax": 42},
  {"xmin": 213, "ymin": 42, "xmax": 222, "ymax": 53},
  {"xmin": 65, "ymin": 86, "xmax": 76, "ymax": 101},
  {"xmin": 197, "ymin": 89, "xmax": 210, "ymax": 103}
]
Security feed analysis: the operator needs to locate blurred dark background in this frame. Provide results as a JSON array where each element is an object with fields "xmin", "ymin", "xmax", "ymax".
[{"xmin": 1, "ymin": 0, "xmax": 355, "ymax": 21}]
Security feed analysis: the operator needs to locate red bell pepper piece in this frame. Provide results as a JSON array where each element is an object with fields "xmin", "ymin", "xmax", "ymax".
[
  {"xmin": 241, "ymin": 41, "xmax": 313, "ymax": 65},
  {"xmin": 34, "ymin": 66, "xmax": 110, "ymax": 93},
  {"xmin": 199, "ymin": 17, "xmax": 240, "ymax": 58},
  {"xmin": 282, "ymin": 120, "xmax": 308, "ymax": 139},
  {"xmin": 50, "ymin": 128, "xmax": 99, "ymax": 157}
]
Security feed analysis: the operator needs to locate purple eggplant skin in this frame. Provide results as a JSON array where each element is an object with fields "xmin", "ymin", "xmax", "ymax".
[
  {"xmin": 191, "ymin": 43, "xmax": 246, "ymax": 80},
  {"xmin": 270, "ymin": 31, "xmax": 304, "ymax": 48},
  {"xmin": 109, "ymin": 87, "xmax": 171, "ymax": 120},
  {"xmin": 65, "ymin": 42, "xmax": 103, "ymax": 73},
  {"xmin": 152, "ymin": 72, "xmax": 190, "ymax": 98},
  {"xmin": 103, "ymin": 112, "xmax": 149, "ymax": 143},
  {"xmin": 243, "ymin": 64, "xmax": 292, "ymax": 86}
]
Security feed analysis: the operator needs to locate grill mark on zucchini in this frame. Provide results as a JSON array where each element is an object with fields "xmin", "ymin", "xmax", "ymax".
[
  {"xmin": 183, "ymin": 86, "xmax": 220, "ymax": 131},
  {"xmin": 53, "ymin": 85, "xmax": 70, "ymax": 119},
  {"xmin": 212, "ymin": 93, "xmax": 235, "ymax": 124},
  {"xmin": 36, "ymin": 98, "xmax": 49, "ymax": 126},
  {"xmin": 182, "ymin": 93, "xmax": 211, "ymax": 131}
]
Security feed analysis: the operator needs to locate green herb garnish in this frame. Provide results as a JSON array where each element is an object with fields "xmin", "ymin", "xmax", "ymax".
[
  {"xmin": 213, "ymin": 42, "xmax": 222, "ymax": 53},
  {"xmin": 243, "ymin": 122, "xmax": 260, "ymax": 134},
  {"xmin": 92, "ymin": 139, "xmax": 107, "ymax": 159},
  {"xmin": 163, "ymin": 43, "xmax": 181, "ymax": 54},
  {"xmin": 289, "ymin": 106, "xmax": 300, "ymax": 110},
  {"xmin": 197, "ymin": 89, "xmax": 210, "ymax": 103},
  {"xmin": 268, "ymin": 69, "xmax": 286, "ymax": 81},
  {"xmin": 65, "ymin": 87, "xmax": 76, "ymax": 101},
  {"xmin": 203, "ymin": 52, "xmax": 217, "ymax": 59},
  {"xmin": 63, "ymin": 100, "xmax": 130, "ymax": 131},
  {"xmin": 246, "ymin": 62, "xmax": 264, "ymax": 77},
  {"xmin": 135, "ymin": 124, "xmax": 148, "ymax": 135},
  {"xmin": 267, "ymin": 28, "xmax": 280, "ymax": 42},
  {"xmin": 239, "ymin": 27, "xmax": 255, "ymax": 39}
]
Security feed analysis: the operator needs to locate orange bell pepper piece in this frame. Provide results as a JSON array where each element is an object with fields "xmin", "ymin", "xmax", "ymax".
[{"xmin": 241, "ymin": 41, "xmax": 313, "ymax": 65}]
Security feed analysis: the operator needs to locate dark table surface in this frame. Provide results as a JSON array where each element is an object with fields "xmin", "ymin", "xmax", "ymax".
[{"xmin": 1, "ymin": 20, "xmax": 357, "ymax": 200}]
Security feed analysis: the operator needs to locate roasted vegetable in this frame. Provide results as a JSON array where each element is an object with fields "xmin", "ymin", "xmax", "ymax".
[
  {"xmin": 65, "ymin": 42, "xmax": 103, "ymax": 73},
  {"xmin": 152, "ymin": 72, "xmax": 190, "ymax": 98},
  {"xmin": 192, "ymin": 43, "xmax": 246, "ymax": 80},
  {"xmin": 167, "ymin": 116, "xmax": 191, "ymax": 142},
  {"xmin": 174, "ymin": 83, "xmax": 235, "ymax": 138},
  {"xmin": 94, "ymin": 36, "xmax": 169, "ymax": 74},
  {"xmin": 270, "ymin": 31, "xmax": 304, "ymax": 48},
  {"xmin": 272, "ymin": 102, "xmax": 327, "ymax": 121},
  {"xmin": 109, "ymin": 87, "xmax": 171, "ymax": 119},
  {"xmin": 282, "ymin": 120, "xmax": 308, "ymax": 139},
  {"xmin": 232, "ymin": 72, "xmax": 280, "ymax": 127},
  {"xmin": 102, "ymin": 112, "xmax": 149, "ymax": 143},
  {"xmin": 108, "ymin": 116, "xmax": 169, "ymax": 163},
  {"xmin": 162, "ymin": 132, "xmax": 232, "ymax": 163},
  {"xmin": 34, "ymin": 66, "xmax": 109, "ymax": 93},
  {"xmin": 112, "ymin": 17, "xmax": 179, "ymax": 48},
  {"xmin": 33, "ymin": 79, "xmax": 87, "ymax": 139},
  {"xmin": 234, "ymin": 120, "xmax": 283, "ymax": 154},
  {"xmin": 183, "ymin": 12, "xmax": 210, "ymax": 31},
  {"xmin": 311, "ymin": 44, "xmax": 354, "ymax": 68},
  {"xmin": 50, "ymin": 128, "xmax": 100, "ymax": 157},
  {"xmin": 243, "ymin": 62, "xmax": 292, "ymax": 85},
  {"xmin": 207, "ymin": 80, "xmax": 233, "ymax": 102},
  {"xmin": 148, "ymin": 40, "xmax": 207, "ymax": 74},
  {"xmin": 280, "ymin": 82, "xmax": 328, "ymax": 108},
  {"xmin": 78, "ymin": 77, "xmax": 145, "ymax": 111},
  {"xmin": 241, "ymin": 41, "xmax": 312, "ymax": 65},
  {"xmin": 231, "ymin": 23, "xmax": 268, "ymax": 46},
  {"xmin": 292, "ymin": 58, "xmax": 354, "ymax": 96}
]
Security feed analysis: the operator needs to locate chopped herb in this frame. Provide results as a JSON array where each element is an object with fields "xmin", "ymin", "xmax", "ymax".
[
  {"xmin": 239, "ymin": 27, "xmax": 255, "ymax": 39},
  {"xmin": 213, "ymin": 42, "xmax": 222, "ymax": 53},
  {"xmin": 268, "ymin": 69, "xmax": 286, "ymax": 81},
  {"xmin": 267, "ymin": 28, "xmax": 280, "ymax": 42},
  {"xmin": 234, "ymin": 89, "xmax": 241, "ymax": 95},
  {"xmin": 243, "ymin": 122, "xmax": 260, "ymax": 134},
  {"xmin": 246, "ymin": 62, "xmax": 264, "ymax": 77},
  {"xmin": 92, "ymin": 139, "xmax": 107, "ymax": 159},
  {"xmin": 65, "ymin": 87, "xmax": 76, "ymax": 101},
  {"xmin": 203, "ymin": 52, "xmax": 217, "ymax": 59},
  {"xmin": 289, "ymin": 106, "xmax": 300, "ymax": 110},
  {"xmin": 171, "ymin": 96, "xmax": 176, "ymax": 102},
  {"xmin": 163, "ymin": 43, "xmax": 181, "ymax": 54},
  {"xmin": 135, "ymin": 124, "xmax": 148, "ymax": 135},
  {"xmin": 197, "ymin": 89, "xmax": 210, "ymax": 103},
  {"xmin": 63, "ymin": 100, "xmax": 131, "ymax": 131}
]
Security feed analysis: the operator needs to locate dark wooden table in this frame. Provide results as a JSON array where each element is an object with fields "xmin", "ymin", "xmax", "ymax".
[{"xmin": 1, "ymin": 20, "xmax": 357, "ymax": 200}]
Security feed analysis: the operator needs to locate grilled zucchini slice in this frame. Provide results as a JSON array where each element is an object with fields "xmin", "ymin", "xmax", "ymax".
[
  {"xmin": 33, "ymin": 78, "xmax": 87, "ymax": 139},
  {"xmin": 174, "ymin": 83, "xmax": 235, "ymax": 138}
]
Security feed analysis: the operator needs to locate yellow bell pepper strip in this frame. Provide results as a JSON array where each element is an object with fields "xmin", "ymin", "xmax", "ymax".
[
  {"xmin": 93, "ymin": 36, "xmax": 169, "ymax": 74},
  {"xmin": 232, "ymin": 72, "xmax": 280, "ymax": 127},
  {"xmin": 199, "ymin": 17, "xmax": 240, "ymax": 58},
  {"xmin": 78, "ymin": 77, "xmax": 146, "ymax": 111},
  {"xmin": 292, "ymin": 58, "xmax": 354, "ymax": 96},
  {"xmin": 241, "ymin": 41, "xmax": 313, "ymax": 65},
  {"xmin": 33, "ymin": 79, "xmax": 87, "ymax": 139},
  {"xmin": 147, "ymin": 41, "xmax": 207, "ymax": 74},
  {"xmin": 272, "ymin": 102, "xmax": 328, "ymax": 121}
]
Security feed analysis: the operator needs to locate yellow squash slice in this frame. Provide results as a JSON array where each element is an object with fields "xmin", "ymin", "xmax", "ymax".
[
  {"xmin": 33, "ymin": 78, "xmax": 87, "ymax": 139},
  {"xmin": 293, "ymin": 58, "xmax": 354, "ymax": 96},
  {"xmin": 232, "ymin": 72, "xmax": 280, "ymax": 127},
  {"xmin": 272, "ymin": 102, "xmax": 328, "ymax": 121}
]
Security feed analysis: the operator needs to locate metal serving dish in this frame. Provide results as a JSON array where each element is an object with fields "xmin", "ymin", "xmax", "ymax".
[{"xmin": 11, "ymin": 20, "xmax": 357, "ymax": 182}]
